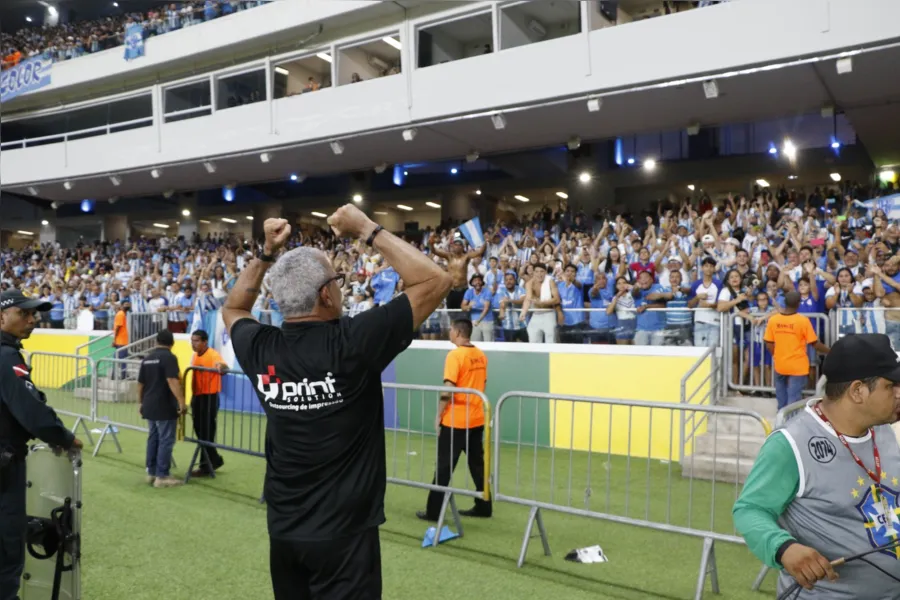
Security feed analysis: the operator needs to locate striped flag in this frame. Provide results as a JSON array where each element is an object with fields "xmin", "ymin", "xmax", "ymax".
[{"xmin": 459, "ymin": 217, "xmax": 485, "ymax": 249}]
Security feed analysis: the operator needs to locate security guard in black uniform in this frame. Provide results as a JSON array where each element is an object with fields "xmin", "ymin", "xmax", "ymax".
[{"xmin": 0, "ymin": 290, "xmax": 83, "ymax": 600}]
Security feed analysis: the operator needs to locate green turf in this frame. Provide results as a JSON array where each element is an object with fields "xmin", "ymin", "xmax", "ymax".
[{"xmin": 50, "ymin": 411, "xmax": 781, "ymax": 600}]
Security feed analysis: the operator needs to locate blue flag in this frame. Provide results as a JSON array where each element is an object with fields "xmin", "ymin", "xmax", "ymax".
[
  {"xmin": 459, "ymin": 217, "xmax": 485, "ymax": 250},
  {"xmin": 124, "ymin": 23, "xmax": 145, "ymax": 61}
]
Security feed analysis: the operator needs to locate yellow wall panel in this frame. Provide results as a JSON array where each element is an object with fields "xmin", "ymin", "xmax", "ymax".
[{"xmin": 548, "ymin": 353, "xmax": 712, "ymax": 459}]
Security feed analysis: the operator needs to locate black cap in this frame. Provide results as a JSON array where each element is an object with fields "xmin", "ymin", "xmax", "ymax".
[
  {"xmin": 0, "ymin": 289, "xmax": 52, "ymax": 312},
  {"xmin": 823, "ymin": 334, "xmax": 900, "ymax": 384}
]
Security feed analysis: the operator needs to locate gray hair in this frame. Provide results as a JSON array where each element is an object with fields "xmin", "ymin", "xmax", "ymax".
[{"xmin": 268, "ymin": 247, "xmax": 330, "ymax": 318}]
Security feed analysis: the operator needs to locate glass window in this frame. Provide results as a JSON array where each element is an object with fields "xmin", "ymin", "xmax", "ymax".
[
  {"xmin": 500, "ymin": 0, "xmax": 581, "ymax": 51},
  {"xmin": 417, "ymin": 13, "xmax": 493, "ymax": 68},
  {"xmin": 273, "ymin": 54, "xmax": 332, "ymax": 99},
  {"xmin": 216, "ymin": 69, "xmax": 266, "ymax": 110},
  {"xmin": 336, "ymin": 35, "xmax": 401, "ymax": 86},
  {"xmin": 164, "ymin": 80, "xmax": 211, "ymax": 115}
]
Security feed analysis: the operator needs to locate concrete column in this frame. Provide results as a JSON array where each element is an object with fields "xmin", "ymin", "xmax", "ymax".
[
  {"xmin": 102, "ymin": 215, "xmax": 129, "ymax": 243},
  {"xmin": 39, "ymin": 220, "xmax": 57, "ymax": 245},
  {"xmin": 252, "ymin": 203, "xmax": 282, "ymax": 240},
  {"xmin": 178, "ymin": 196, "xmax": 199, "ymax": 240}
]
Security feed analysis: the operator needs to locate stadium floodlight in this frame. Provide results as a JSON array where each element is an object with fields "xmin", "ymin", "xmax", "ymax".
[
  {"xmin": 402, "ymin": 128, "xmax": 417, "ymax": 142},
  {"xmin": 587, "ymin": 97, "xmax": 602, "ymax": 113},
  {"xmin": 110, "ymin": 175, "xmax": 122, "ymax": 186},
  {"xmin": 27, "ymin": 187, "xmax": 39, "ymax": 196},
  {"xmin": 783, "ymin": 139, "xmax": 797, "ymax": 160},
  {"xmin": 150, "ymin": 168, "xmax": 162, "ymax": 179},
  {"xmin": 204, "ymin": 161, "xmax": 217, "ymax": 174},
  {"xmin": 491, "ymin": 113, "xmax": 506, "ymax": 130},
  {"xmin": 260, "ymin": 152, "xmax": 272, "ymax": 163},
  {"xmin": 702, "ymin": 79, "xmax": 719, "ymax": 99},
  {"xmin": 330, "ymin": 141, "xmax": 344, "ymax": 155},
  {"xmin": 63, "ymin": 181, "xmax": 74, "ymax": 190}
]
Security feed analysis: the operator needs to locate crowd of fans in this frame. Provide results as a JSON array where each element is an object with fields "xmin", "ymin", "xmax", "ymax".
[
  {"xmin": 1, "ymin": 1, "xmax": 270, "ymax": 70},
  {"xmin": 1, "ymin": 182, "xmax": 898, "ymax": 363}
]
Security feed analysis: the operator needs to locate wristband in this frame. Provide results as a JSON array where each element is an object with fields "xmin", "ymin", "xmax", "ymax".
[
  {"xmin": 260, "ymin": 252, "xmax": 276, "ymax": 263},
  {"xmin": 366, "ymin": 225, "xmax": 384, "ymax": 247}
]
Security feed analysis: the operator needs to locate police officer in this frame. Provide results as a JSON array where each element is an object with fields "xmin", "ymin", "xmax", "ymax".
[{"xmin": 0, "ymin": 289, "xmax": 83, "ymax": 600}]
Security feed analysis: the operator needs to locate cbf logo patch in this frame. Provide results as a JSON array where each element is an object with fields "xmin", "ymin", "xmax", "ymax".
[{"xmin": 855, "ymin": 484, "xmax": 900, "ymax": 559}]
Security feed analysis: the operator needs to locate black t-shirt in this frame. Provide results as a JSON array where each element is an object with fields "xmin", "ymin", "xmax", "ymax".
[
  {"xmin": 231, "ymin": 294, "xmax": 414, "ymax": 541},
  {"xmin": 137, "ymin": 347, "xmax": 181, "ymax": 421}
]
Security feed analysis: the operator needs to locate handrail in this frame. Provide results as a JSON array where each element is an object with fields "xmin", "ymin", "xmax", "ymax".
[
  {"xmin": 679, "ymin": 345, "xmax": 716, "ymax": 404},
  {"xmin": 0, "ymin": 116, "xmax": 154, "ymax": 149},
  {"xmin": 75, "ymin": 331, "xmax": 114, "ymax": 356}
]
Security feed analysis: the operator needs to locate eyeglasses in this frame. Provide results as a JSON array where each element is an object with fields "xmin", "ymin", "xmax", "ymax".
[{"xmin": 318, "ymin": 274, "xmax": 345, "ymax": 293}]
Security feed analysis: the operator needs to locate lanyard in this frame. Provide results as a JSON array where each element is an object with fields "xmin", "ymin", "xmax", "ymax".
[{"xmin": 813, "ymin": 403, "xmax": 882, "ymax": 486}]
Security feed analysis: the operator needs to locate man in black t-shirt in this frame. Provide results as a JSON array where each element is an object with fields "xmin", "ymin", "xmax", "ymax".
[
  {"xmin": 137, "ymin": 329, "xmax": 186, "ymax": 489},
  {"xmin": 222, "ymin": 206, "xmax": 451, "ymax": 600}
]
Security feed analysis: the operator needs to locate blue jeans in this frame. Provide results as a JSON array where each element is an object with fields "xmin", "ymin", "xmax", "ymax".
[
  {"xmin": 146, "ymin": 420, "xmax": 177, "ymax": 478},
  {"xmin": 693, "ymin": 322, "xmax": 720, "ymax": 347},
  {"xmin": 775, "ymin": 373, "xmax": 806, "ymax": 410}
]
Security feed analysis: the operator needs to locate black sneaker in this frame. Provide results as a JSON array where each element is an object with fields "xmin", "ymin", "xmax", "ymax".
[{"xmin": 415, "ymin": 511, "xmax": 438, "ymax": 522}]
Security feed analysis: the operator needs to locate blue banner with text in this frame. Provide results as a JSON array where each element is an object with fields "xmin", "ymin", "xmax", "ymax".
[{"xmin": 0, "ymin": 56, "xmax": 52, "ymax": 104}]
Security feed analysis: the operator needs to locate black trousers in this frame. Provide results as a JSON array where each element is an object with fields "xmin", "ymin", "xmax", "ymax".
[
  {"xmin": 0, "ymin": 459, "xmax": 26, "ymax": 600},
  {"xmin": 192, "ymin": 394, "xmax": 222, "ymax": 471},
  {"xmin": 426, "ymin": 425, "xmax": 492, "ymax": 518},
  {"xmin": 446, "ymin": 288, "xmax": 466, "ymax": 310},
  {"xmin": 270, "ymin": 527, "xmax": 382, "ymax": 600}
]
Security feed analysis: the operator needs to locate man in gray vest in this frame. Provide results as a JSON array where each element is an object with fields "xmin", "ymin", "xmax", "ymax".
[{"xmin": 733, "ymin": 333, "xmax": 900, "ymax": 598}]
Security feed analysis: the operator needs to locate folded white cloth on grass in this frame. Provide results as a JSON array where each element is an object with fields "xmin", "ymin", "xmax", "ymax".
[{"xmin": 565, "ymin": 545, "xmax": 608, "ymax": 564}]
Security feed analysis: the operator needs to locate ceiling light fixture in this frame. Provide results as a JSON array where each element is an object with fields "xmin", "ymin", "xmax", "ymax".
[
  {"xmin": 27, "ymin": 187, "xmax": 39, "ymax": 196},
  {"xmin": 783, "ymin": 139, "xmax": 797, "ymax": 160},
  {"xmin": 643, "ymin": 159, "xmax": 657, "ymax": 171},
  {"xmin": 426, "ymin": 202, "xmax": 441, "ymax": 208},
  {"xmin": 199, "ymin": 219, "xmax": 211, "ymax": 224},
  {"xmin": 579, "ymin": 172, "xmax": 591, "ymax": 183},
  {"xmin": 756, "ymin": 179, "xmax": 770, "ymax": 188},
  {"xmin": 830, "ymin": 172, "xmax": 842, "ymax": 182},
  {"xmin": 556, "ymin": 192, "xmax": 568, "ymax": 199},
  {"xmin": 153, "ymin": 223, "xmax": 170, "ymax": 229},
  {"xmin": 330, "ymin": 141, "xmax": 344, "ymax": 155},
  {"xmin": 316, "ymin": 52, "xmax": 332, "ymax": 63},
  {"xmin": 514, "ymin": 195, "xmax": 530, "ymax": 203},
  {"xmin": 374, "ymin": 211, "xmax": 388, "ymax": 215},
  {"xmin": 374, "ymin": 163, "xmax": 388, "ymax": 174},
  {"xmin": 382, "ymin": 36, "xmax": 402, "ymax": 50},
  {"xmin": 466, "ymin": 151, "xmax": 479, "ymax": 163},
  {"xmin": 17, "ymin": 230, "xmax": 34, "ymax": 236},
  {"xmin": 246, "ymin": 216, "xmax": 254, "ymax": 220},
  {"xmin": 687, "ymin": 184, "xmax": 695, "ymax": 191},
  {"xmin": 110, "ymin": 175, "xmax": 122, "ymax": 186},
  {"xmin": 41, "ymin": 220, "xmax": 49, "ymax": 226},
  {"xmin": 402, "ymin": 128, "xmax": 417, "ymax": 142},
  {"xmin": 567, "ymin": 136, "xmax": 581, "ymax": 151},
  {"xmin": 311, "ymin": 212, "xmax": 327, "ymax": 218},
  {"xmin": 260, "ymin": 152, "xmax": 272, "ymax": 163},
  {"xmin": 150, "ymin": 168, "xmax": 162, "ymax": 179},
  {"xmin": 221, "ymin": 218, "xmax": 237, "ymax": 224},
  {"xmin": 63, "ymin": 181, "xmax": 74, "ymax": 190},
  {"xmin": 274, "ymin": 66, "xmax": 289, "ymax": 76},
  {"xmin": 587, "ymin": 97, "xmax": 602, "ymax": 112},
  {"xmin": 702, "ymin": 79, "xmax": 719, "ymax": 99},
  {"xmin": 204, "ymin": 161, "xmax": 217, "ymax": 174},
  {"xmin": 475, "ymin": 189, "xmax": 482, "ymax": 195},
  {"xmin": 352, "ymin": 194, "xmax": 363, "ymax": 203},
  {"xmin": 397, "ymin": 204, "xmax": 413, "ymax": 211},
  {"xmin": 182, "ymin": 209, "xmax": 191, "ymax": 217},
  {"xmin": 491, "ymin": 113, "xmax": 506, "ymax": 130}
]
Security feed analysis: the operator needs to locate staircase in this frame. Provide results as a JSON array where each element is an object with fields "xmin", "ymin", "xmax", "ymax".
[
  {"xmin": 681, "ymin": 395, "xmax": 777, "ymax": 484},
  {"xmin": 72, "ymin": 333, "xmax": 158, "ymax": 404}
]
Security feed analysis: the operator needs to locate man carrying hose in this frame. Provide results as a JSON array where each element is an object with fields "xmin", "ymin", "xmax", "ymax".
[{"xmin": 733, "ymin": 334, "xmax": 900, "ymax": 599}]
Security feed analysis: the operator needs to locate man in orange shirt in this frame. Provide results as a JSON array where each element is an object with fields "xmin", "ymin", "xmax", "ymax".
[
  {"xmin": 417, "ymin": 319, "xmax": 492, "ymax": 522},
  {"xmin": 112, "ymin": 299, "xmax": 130, "ymax": 380},
  {"xmin": 764, "ymin": 291, "xmax": 830, "ymax": 410},
  {"xmin": 189, "ymin": 329, "xmax": 228, "ymax": 477}
]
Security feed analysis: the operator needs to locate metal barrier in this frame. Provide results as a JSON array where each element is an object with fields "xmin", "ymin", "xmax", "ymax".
[
  {"xmin": 179, "ymin": 367, "xmax": 265, "ymax": 486},
  {"xmin": 724, "ymin": 312, "xmax": 831, "ymax": 396},
  {"xmin": 128, "ymin": 312, "xmax": 168, "ymax": 344},
  {"xmin": 91, "ymin": 358, "xmax": 148, "ymax": 457},
  {"xmin": 383, "ymin": 382, "xmax": 493, "ymax": 546},
  {"xmin": 492, "ymin": 391, "xmax": 772, "ymax": 600},
  {"xmin": 27, "ymin": 352, "xmax": 96, "ymax": 445},
  {"xmin": 679, "ymin": 346, "xmax": 720, "ymax": 464}
]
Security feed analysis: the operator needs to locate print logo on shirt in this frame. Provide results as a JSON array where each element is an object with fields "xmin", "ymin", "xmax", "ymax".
[{"xmin": 255, "ymin": 365, "xmax": 343, "ymax": 409}]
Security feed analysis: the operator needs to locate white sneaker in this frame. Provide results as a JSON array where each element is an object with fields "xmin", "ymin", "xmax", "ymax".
[
  {"xmin": 146, "ymin": 475, "xmax": 156, "ymax": 485},
  {"xmin": 153, "ymin": 476, "xmax": 183, "ymax": 488}
]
